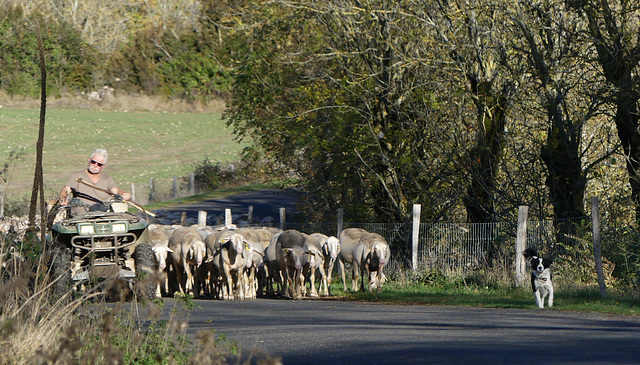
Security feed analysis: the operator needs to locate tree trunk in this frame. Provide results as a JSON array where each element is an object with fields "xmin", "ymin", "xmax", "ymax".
[{"xmin": 463, "ymin": 80, "xmax": 511, "ymax": 223}]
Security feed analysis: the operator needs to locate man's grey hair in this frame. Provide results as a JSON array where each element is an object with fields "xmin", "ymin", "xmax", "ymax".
[{"xmin": 90, "ymin": 148, "xmax": 108, "ymax": 164}]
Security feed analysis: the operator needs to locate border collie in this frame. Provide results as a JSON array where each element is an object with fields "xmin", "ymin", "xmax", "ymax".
[{"xmin": 523, "ymin": 248, "xmax": 554, "ymax": 308}]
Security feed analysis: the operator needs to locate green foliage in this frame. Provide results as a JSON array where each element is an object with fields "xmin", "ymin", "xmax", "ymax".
[
  {"xmin": 190, "ymin": 158, "xmax": 236, "ymax": 191},
  {"xmin": 108, "ymin": 25, "xmax": 232, "ymax": 99},
  {"xmin": 222, "ymin": 0, "xmax": 475, "ymax": 223},
  {"xmin": 0, "ymin": 7, "xmax": 95, "ymax": 96}
]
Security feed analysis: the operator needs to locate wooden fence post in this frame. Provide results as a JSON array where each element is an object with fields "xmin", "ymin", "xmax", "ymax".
[
  {"xmin": 190, "ymin": 173, "xmax": 195, "ymax": 195},
  {"xmin": 225, "ymin": 208, "xmax": 232, "ymax": 227},
  {"xmin": 198, "ymin": 211, "xmax": 207, "ymax": 227},
  {"xmin": 279, "ymin": 207, "xmax": 286, "ymax": 231},
  {"xmin": 515, "ymin": 206, "xmax": 529, "ymax": 287},
  {"xmin": 180, "ymin": 211, "xmax": 187, "ymax": 226},
  {"xmin": 591, "ymin": 196, "xmax": 608, "ymax": 298},
  {"xmin": 412, "ymin": 204, "xmax": 421, "ymax": 270},
  {"xmin": 248, "ymin": 205, "xmax": 254, "ymax": 225},
  {"xmin": 149, "ymin": 177, "xmax": 155, "ymax": 203},
  {"xmin": 0, "ymin": 195, "xmax": 4, "ymax": 218},
  {"xmin": 172, "ymin": 176, "xmax": 178, "ymax": 199},
  {"xmin": 337, "ymin": 208, "xmax": 344, "ymax": 237},
  {"xmin": 130, "ymin": 182, "xmax": 136, "ymax": 203}
]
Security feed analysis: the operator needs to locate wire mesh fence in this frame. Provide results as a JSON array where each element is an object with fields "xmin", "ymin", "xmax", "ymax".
[{"xmin": 286, "ymin": 215, "xmax": 634, "ymax": 288}]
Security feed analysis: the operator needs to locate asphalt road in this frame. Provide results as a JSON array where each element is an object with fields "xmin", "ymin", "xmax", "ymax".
[
  {"xmin": 157, "ymin": 298, "xmax": 640, "ymax": 365},
  {"xmin": 152, "ymin": 188, "xmax": 300, "ymax": 224}
]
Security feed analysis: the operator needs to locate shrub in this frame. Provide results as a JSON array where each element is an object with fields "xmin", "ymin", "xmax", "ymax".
[{"xmin": 0, "ymin": 234, "xmax": 275, "ymax": 364}]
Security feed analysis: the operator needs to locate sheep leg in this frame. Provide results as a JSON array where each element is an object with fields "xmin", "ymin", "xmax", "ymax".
[
  {"xmin": 339, "ymin": 258, "xmax": 348, "ymax": 291},
  {"xmin": 183, "ymin": 258, "xmax": 194, "ymax": 296},
  {"xmin": 363, "ymin": 264, "xmax": 371, "ymax": 292},
  {"xmin": 235, "ymin": 267, "xmax": 245, "ymax": 300},
  {"xmin": 309, "ymin": 266, "xmax": 319, "ymax": 297},
  {"xmin": 318, "ymin": 264, "xmax": 328, "ymax": 297},
  {"xmin": 294, "ymin": 268, "xmax": 303, "ymax": 299},
  {"xmin": 282, "ymin": 265, "xmax": 292, "ymax": 298},
  {"xmin": 351, "ymin": 261, "xmax": 360, "ymax": 292},
  {"xmin": 223, "ymin": 264, "xmax": 234, "ymax": 300},
  {"xmin": 325, "ymin": 259, "xmax": 335, "ymax": 296}
]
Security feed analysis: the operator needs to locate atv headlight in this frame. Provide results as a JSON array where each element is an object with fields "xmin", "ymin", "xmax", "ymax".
[
  {"xmin": 78, "ymin": 224, "xmax": 95, "ymax": 235},
  {"xmin": 112, "ymin": 223, "xmax": 127, "ymax": 233}
]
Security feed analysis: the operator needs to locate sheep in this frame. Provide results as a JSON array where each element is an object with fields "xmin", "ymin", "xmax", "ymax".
[
  {"xmin": 275, "ymin": 230, "xmax": 310, "ymax": 300},
  {"xmin": 302, "ymin": 240, "xmax": 323, "ymax": 297},
  {"xmin": 168, "ymin": 226, "xmax": 207, "ymax": 297},
  {"xmin": 352, "ymin": 232, "xmax": 390, "ymax": 292},
  {"xmin": 205, "ymin": 230, "xmax": 248, "ymax": 300},
  {"xmin": 339, "ymin": 228, "xmax": 389, "ymax": 292},
  {"xmin": 307, "ymin": 233, "xmax": 340, "ymax": 296},
  {"xmin": 338, "ymin": 228, "xmax": 367, "ymax": 291},
  {"xmin": 264, "ymin": 231, "xmax": 284, "ymax": 297},
  {"xmin": 148, "ymin": 224, "xmax": 173, "ymax": 297},
  {"xmin": 234, "ymin": 227, "xmax": 279, "ymax": 299}
]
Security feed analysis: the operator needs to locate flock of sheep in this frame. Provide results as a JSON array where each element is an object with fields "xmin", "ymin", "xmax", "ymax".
[{"xmin": 146, "ymin": 224, "xmax": 391, "ymax": 300}]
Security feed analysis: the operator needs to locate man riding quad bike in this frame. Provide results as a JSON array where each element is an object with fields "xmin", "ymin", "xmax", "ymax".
[{"xmin": 49, "ymin": 181, "xmax": 157, "ymax": 300}]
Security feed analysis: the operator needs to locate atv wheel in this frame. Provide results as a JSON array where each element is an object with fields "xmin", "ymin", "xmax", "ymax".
[
  {"xmin": 133, "ymin": 243, "xmax": 157, "ymax": 301},
  {"xmin": 49, "ymin": 246, "xmax": 71, "ymax": 297}
]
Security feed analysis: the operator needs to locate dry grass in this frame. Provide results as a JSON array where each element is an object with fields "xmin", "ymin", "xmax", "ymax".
[
  {"xmin": 0, "ymin": 91, "xmax": 227, "ymax": 114},
  {"xmin": 0, "ymin": 234, "xmax": 281, "ymax": 364}
]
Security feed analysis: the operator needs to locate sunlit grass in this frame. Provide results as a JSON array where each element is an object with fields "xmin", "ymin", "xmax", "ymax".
[
  {"xmin": 0, "ymin": 108, "xmax": 247, "ymax": 203},
  {"xmin": 331, "ymin": 272, "xmax": 640, "ymax": 316}
]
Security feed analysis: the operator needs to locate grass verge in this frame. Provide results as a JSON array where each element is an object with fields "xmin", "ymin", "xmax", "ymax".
[{"xmin": 331, "ymin": 279, "xmax": 640, "ymax": 316}]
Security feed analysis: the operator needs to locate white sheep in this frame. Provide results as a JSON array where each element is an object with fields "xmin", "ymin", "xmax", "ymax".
[
  {"xmin": 275, "ymin": 230, "xmax": 310, "ymax": 300},
  {"xmin": 339, "ymin": 228, "xmax": 390, "ymax": 292},
  {"xmin": 205, "ymin": 230, "xmax": 248, "ymax": 300},
  {"xmin": 168, "ymin": 226, "xmax": 207, "ymax": 297},
  {"xmin": 307, "ymin": 233, "xmax": 340, "ymax": 296},
  {"xmin": 148, "ymin": 224, "xmax": 173, "ymax": 297}
]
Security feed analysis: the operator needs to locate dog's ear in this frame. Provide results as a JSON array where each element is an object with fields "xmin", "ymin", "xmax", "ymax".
[
  {"xmin": 523, "ymin": 248, "xmax": 537, "ymax": 259},
  {"xmin": 544, "ymin": 257, "xmax": 553, "ymax": 266}
]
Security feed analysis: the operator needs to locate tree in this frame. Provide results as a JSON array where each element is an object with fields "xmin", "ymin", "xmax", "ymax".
[
  {"xmin": 222, "ymin": 0, "xmax": 473, "ymax": 222},
  {"xmin": 511, "ymin": 0, "xmax": 604, "ymax": 220},
  {"xmin": 570, "ymin": 0, "xmax": 640, "ymax": 221},
  {"xmin": 421, "ymin": 0, "xmax": 523, "ymax": 223}
]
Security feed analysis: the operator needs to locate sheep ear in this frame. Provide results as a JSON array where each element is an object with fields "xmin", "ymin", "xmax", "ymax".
[
  {"xmin": 283, "ymin": 248, "xmax": 292, "ymax": 255},
  {"xmin": 167, "ymin": 247, "xmax": 174, "ymax": 253}
]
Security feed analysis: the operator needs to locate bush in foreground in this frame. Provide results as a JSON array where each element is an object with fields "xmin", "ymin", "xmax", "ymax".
[{"xmin": 0, "ymin": 237, "xmax": 280, "ymax": 364}]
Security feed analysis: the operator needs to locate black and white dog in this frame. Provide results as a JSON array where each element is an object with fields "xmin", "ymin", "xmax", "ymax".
[{"xmin": 523, "ymin": 248, "xmax": 554, "ymax": 308}]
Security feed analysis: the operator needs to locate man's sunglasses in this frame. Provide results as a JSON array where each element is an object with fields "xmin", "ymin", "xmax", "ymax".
[{"xmin": 90, "ymin": 159, "xmax": 104, "ymax": 167}]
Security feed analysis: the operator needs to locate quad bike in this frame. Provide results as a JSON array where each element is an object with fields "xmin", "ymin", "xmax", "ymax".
[{"xmin": 49, "ymin": 179, "xmax": 157, "ymax": 300}]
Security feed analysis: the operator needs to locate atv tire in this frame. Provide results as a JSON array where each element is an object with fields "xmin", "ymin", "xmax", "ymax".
[
  {"xmin": 133, "ymin": 242, "xmax": 157, "ymax": 301},
  {"xmin": 49, "ymin": 246, "xmax": 71, "ymax": 297}
]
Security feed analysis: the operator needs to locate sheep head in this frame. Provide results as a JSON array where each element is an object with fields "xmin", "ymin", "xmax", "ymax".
[{"xmin": 189, "ymin": 239, "xmax": 207, "ymax": 267}]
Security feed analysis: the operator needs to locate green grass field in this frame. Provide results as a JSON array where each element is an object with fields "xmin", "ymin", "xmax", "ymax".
[{"xmin": 0, "ymin": 108, "xmax": 247, "ymax": 204}]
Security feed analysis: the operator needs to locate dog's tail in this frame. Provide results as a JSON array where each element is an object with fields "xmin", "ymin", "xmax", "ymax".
[{"xmin": 523, "ymin": 248, "xmax": 538, "ymax": 259}]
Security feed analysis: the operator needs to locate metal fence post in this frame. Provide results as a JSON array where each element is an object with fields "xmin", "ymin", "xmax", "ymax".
[{"xmin": 337, "ymin": 208, "xmax": 344, "ymax": 238}]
